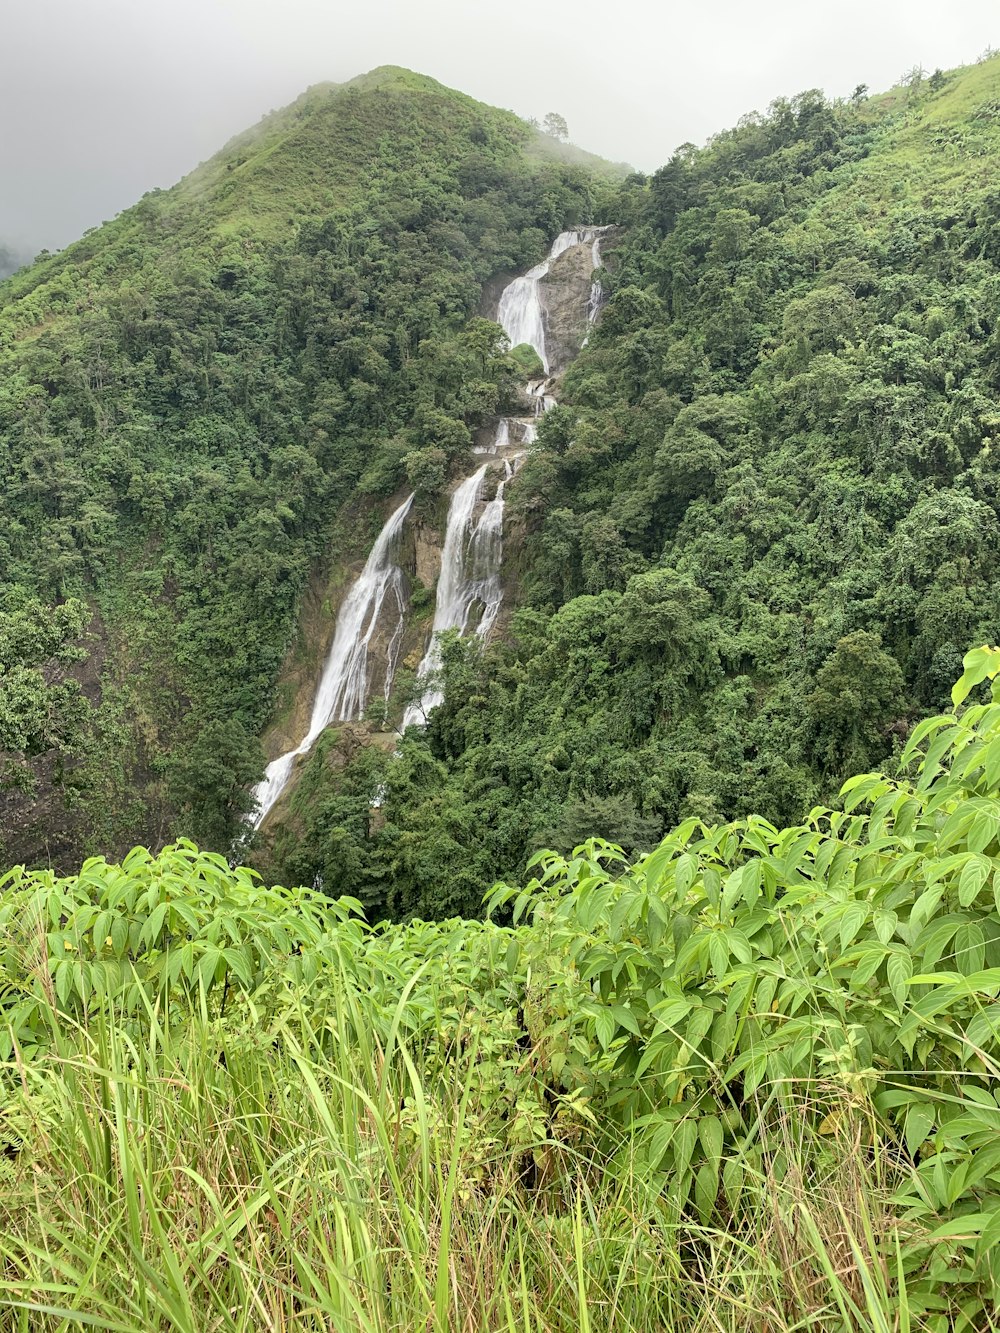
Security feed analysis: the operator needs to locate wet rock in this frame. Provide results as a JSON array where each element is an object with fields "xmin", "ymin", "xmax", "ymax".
[{"xmin": 540, "ymin": 243, "xmax": 597, "ymax": 376}]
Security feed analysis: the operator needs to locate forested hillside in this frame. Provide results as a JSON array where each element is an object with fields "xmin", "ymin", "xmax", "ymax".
[
  {"xmin": 5, "ymin": 59, "xmax": 1000, "ymax": 914},
  {"xmin": 267, "ymin": 57, "xmax": 1000, "ymax": 918},
  {"xmin": 8, "ymin": 54, "xmax": 1000, "ymax": 1332},
  {"xmin": 0, "ymin": 68, "xmax": 616, "ymax": 865}
]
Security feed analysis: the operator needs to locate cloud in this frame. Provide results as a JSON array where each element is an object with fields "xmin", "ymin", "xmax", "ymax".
[{"xmin": 1, "ymin": 0, "xmax": 996, "ymax": 251}]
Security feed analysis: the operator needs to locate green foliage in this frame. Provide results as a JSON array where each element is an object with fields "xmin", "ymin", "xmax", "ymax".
[
  {"xmin": 0, "ymin": 839, "xmax": 344, "ymax": 1058},
  {"xmin": 4, "ymin": 653, "xmax": 1000, "ymax": 1327},
  {"xmin": 0, "ymin": 593, "xmax": 91, "ymax": 813},
  {"xmin": 274, "ymin": 58, "xmax": 1000, "ymax": 920},
  {"xmin": 0, "ymin": 70, "xmax": 613, "ymax": 862},
  {"xmin": 508, "ymin": 341, "xmax": 545, "ymax": 377},
  {"xmin": 481, "ymin": 645, "xmax": 1000, "ymax": 1320}
]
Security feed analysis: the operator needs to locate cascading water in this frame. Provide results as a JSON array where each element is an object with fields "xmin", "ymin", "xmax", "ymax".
[
  {"xmin": 251, "ymin": 493, "xmax": 413, "ymax": 827},
  {"xmin": 402, "ymin": 466, "xmax": 487, "ymax": 728},
  {"xmin": 587, "ymin": 231, "xmax": 605, "ymax": 323},
  {"xmin": 403, "ymin": 230, "xmax": 612, "ymax": 729},
  {"xmin": 402, "ymin": 455, "xmax": 523, "ymax": 728},
  {"xmin": 253, "ymin": 228, "xmax": 610, "ymax": 800},
  {"xmin": 474, "ymin": 417, "xmax": 511, "ymax": 456},
  {"xmin": 470, "ymin": 454, "xmax": 520, "ymax": 644},
  {"xmin": 498, "ymin": 227, "xmax": 606, "ymax": 374}
]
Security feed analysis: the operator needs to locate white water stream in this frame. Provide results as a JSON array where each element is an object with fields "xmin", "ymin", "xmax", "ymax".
[
  {"xmin": 251, "ymin": 227, "xmax": 611, "ymax": 819},
  {"xmin": 497, "ymin": 227, "xmax": 607, "ymax": 374},
  {"xmin": 402, "ymin": 456, "xmax": 520, "ymax": 727},
  {"xmin": 251, "ymin": 494, "xmax": 413, "ymax": 826},
  {"xmin": 404, "ymin": 228, "xmax": 609, "ymax": 728},
  {"xmin": 587, "ymin": 230, "xmax": 606, "ymax": 323}
]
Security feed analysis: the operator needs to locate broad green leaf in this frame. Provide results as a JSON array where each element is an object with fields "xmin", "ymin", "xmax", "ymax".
[
  {"xmin": 594, "ymin": 1007, "xmax": 616, "ymax": 1051},
  {"xmin": 698, "ymin": 1115, "xmax": 724, "ymax": 1168},
  {"xmin": 873, "ymin": 909, "xmax": 897, "ymax": 945},
  {"xmin": 694, "ymin": 1160, "xmax": 719, "ymax": 1223},
  {"xmin": 839, "ymin": 902, "xmax": 868, "ymax": 954},
  {"xmin": 887, "ymin": 950, "xmax": 913, "ymax": 1012},
  {"xmin": 673, "ymin": 1117, "xmax": 697, "ymax": 1175},
  {"xmin": 954, "ymin": 922, "xmax": 986, "ymax": 977},
  {"xmin": 952, "ymin": 645, "xmax": 1000, "ymax": 708},
  {"xmin": 959, "ymin": 854, "xmax": 991, "ymax": 907},
  {"xmin": 611, "ymin": 1004, "xmax": 640, "ymax": 1037},
  {"xmin": 904, "ymin": 1102, "xmax": 936, "ymax": 1157},
  {"xmin": 743, "ymin": 1048, "xmax": 767, "ymax": 1096}
]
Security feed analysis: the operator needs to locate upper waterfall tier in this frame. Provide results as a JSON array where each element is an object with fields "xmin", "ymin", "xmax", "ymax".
[
  {"xmin": 251, "ymin": 493, "xmax": 414, "ymax": 827},
  {"xmin": 496, "ymin": 227, "xmax": 608, "ymax": 375}
]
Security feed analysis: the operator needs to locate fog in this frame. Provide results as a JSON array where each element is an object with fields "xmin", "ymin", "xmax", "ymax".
[{"xmin": 2, "ymin": 0, "xmax": 996, "ymax": 255}]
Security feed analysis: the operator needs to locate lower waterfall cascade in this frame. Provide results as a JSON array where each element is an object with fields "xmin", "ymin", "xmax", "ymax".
[
  {"xmin": 250, "ymin": 493, "xmax": 414, "ymax": 827},
  {"xmin": 250, "ymin": 225, "xmax": 609, "ymax": 826}
]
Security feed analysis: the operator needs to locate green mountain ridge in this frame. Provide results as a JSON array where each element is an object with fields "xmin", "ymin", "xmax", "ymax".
[
  {"xmin": 4, "ymin": 58, "xmax": 1000, "ymax": 921},
  {"xmin": 0, "ymin": 66, "xmax": 618, "ymax": 866}
]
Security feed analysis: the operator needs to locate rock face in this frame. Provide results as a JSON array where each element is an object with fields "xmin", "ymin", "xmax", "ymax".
[
  {"xmin": 412, "ymin": 519, "xmax": 444, "ymax": 589},
  {"xmin": 539, "ymin": 242, "xmax": 598, "ymax": 376}
]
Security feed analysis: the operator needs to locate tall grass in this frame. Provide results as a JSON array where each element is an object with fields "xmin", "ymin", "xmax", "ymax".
[{"xmin": 0, "ymin": 973, "xmax": 910, "ymax": 1333}]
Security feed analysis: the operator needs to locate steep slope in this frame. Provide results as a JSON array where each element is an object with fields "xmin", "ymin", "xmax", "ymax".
[
  {"xmin": 268, "ymin": 57, "xmax": 1000, "ymax": 920},
  {"xmin": 0, "ymin": 68, "xmax": 617, "ymax": 866}
]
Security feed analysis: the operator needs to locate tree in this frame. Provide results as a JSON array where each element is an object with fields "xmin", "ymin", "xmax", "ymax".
[
  {"xmin": 0, "ymin": 596, "xmax": 90, "ymax": 796},
  {"xmin": 808, "ymin": 632, "xmax": 907, "ymax": 775},
  {"xmin": 166, "ymin": 718, "xmax": 263, "ymax": 847},
  {"xmin": 900, "ymin": 65, "xmax": 926, "ymax": 99},
  {"xmin": 850, "ymin": 83, "xmax": 869, "ymax": 106},
  {"xmin": 543, "ymin": 112, "xmax": 569, "ymax": 142}
]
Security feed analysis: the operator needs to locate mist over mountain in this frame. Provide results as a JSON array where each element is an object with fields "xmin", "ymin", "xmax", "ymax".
[{"xmin": 0, "ymin": 243, "xmax": 31, "ymax": 279}]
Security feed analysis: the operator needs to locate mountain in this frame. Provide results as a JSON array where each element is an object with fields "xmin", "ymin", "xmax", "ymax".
[
  {"xmin": 0, "ymin": 67, "xmax": 620, "ymax": 866},
  {"xmin": 5, "ymin": 58, "xmax": 1000, "ymax": 917},
  {"xmin": 253, "ymin": 57, "xmax": 1000, "ymax": 918}
]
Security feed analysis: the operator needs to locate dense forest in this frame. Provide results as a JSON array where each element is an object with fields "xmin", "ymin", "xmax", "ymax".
[
  {"xmin": 4, "ymin": 60, "xmax": 1000, "ymax": 921},
  {"xmin": 265, "ymin": 58, "xmax": 1000, "ymax": 918},
  {"xmin": 0, "ymin": 68, "xmax": 618, "ymax": 866}
]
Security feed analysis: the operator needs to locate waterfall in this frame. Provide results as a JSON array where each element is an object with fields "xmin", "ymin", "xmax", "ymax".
[
  {"xmin": 251, "ymin": 494, "xmax": 414, "ymax": 827},
  {"xmin": 399, "ymin": 227, "xmax": 612, "ymax": 728},
  {"xmin": 497, "ymin": 228, "xmax": 605, "ymax": 374},
  {"xmin": 474, "ymin": 417, "xmax": 511, "ymax": 456},
  {"xmin": 587, "ymin": 231, "xmax": 605, "ymax": 323},
  {"xmin": 249, "ymin": 226, "xmax": 611, "ymax": 824},
  {"xmin": 403, "ymin": 460, "xmax": 518, "ymax": 728},
  {"xmin": 470, "ymin": 455, "xmax": 520, "ymax": 644}
]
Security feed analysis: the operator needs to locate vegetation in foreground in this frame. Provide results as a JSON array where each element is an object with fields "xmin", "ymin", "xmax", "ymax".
[{"xmin": 4, "ymin": 647, "xmax": 1000, "ymax": 1330}]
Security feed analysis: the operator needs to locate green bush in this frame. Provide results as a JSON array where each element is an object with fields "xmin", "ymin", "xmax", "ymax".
[{"xmin": 4, "ymin": 651, "xmax": 1000, "ymax": 1326}]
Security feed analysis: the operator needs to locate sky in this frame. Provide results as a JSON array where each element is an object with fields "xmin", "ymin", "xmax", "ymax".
[{"xmin": 2, "ymin": 0, "xmax": 997, "ymax": 255}]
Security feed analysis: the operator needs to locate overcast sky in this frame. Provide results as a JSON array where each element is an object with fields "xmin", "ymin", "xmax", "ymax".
[{"xmin": 2, "ymin": 0, "xmax": 997, "ymax": 254}]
